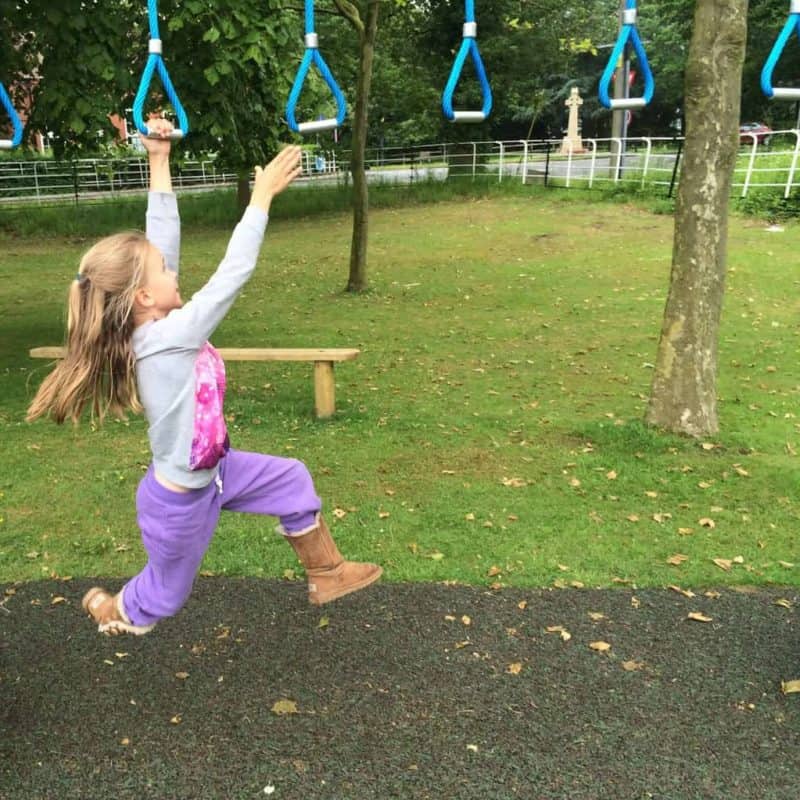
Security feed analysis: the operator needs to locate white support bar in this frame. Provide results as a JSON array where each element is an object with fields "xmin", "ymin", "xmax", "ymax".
[
  {"xmin": 565, "ymin": 139, "xmax": 573, "ymax": 187},
  {"xmin": 304, "ymin": 33, "xmax": 319, "ymax": 48},
  {"xmin": 451, "ymin": 111, "xmax": 486, "ymax": 123},
  {"xmin": 588, "ymin": 139, "xmax": 597, "ymax": 188},
  {"xmin": 496, "ymin": 140, "xmax": 504, "ymax": 183},
  {"xmin": 771, "ymin": 87, "xmax": 800, "ymax": 100},
  {"xmin": 611, "ymin": 137, "xmax": 622, "ymax": 183},
  {"xmin": 519, "ymin": 139, "xmax": 529, "ymax": 185},
  {"xmin": 463, "ymin": 22, "xmax": 477, "ymax": 38},
  {"xmin": 623, "ymin": 8, "xmax": 637, "ymax": 24},
  {"xmin": 0, "ymin": 140, "xmax": 13, "ymax": 149},
  {"xmin": 792, "ymin": 0, "xmax": 800, "ymax": 14},
  {"xmin": 298, "ymin": 118, "xmax": 339, "ymax": 133},
  {"xmin": 741, "ymin": 135, "xmax": 758, "ymax": 198},
  {"xmin": 784, "ymin": 130, "xmax": 800, "ymax": 198},
  {"xmin": 641, "ymin": 137, "xmax": 653, "ymax": 187},
  {"xmin": 607, "ymin": 97, "xmax": 647, "ymax": 110},
  {"xmin": 149, "ymin": 38, "xmax": 162, "ymax": 54}
]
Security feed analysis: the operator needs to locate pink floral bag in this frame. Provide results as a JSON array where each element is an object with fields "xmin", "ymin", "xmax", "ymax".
[{"xmin": 189, "ymin": 342, "xmax": 230, "ymax": 471}]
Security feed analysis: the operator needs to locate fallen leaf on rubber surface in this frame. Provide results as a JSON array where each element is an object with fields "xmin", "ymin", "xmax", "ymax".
[
  {"xmin": 687, "ymin": 612, "xmax": 713, "ymax": 623},
  {"xmin": 170, "ymin": 715, "xmax": 182, "ymax": 725},
  {"xmin": 318, "ymin": 617, "xmax": 329, "ymax": 629},
  {"xmin": 589, "ymin": 641, "xmax": 611, "ymax": 652},
  {"xmin": 774, "ymin": 598, "xmax": 793, "ymax": 609},
  {"xmin": 667, "ymin": 554, "xmax": 689, "ymax": 566},
  {"xmin": 461, "ymin": 615, "xmax": 471, "ymax": 626},
  {"xmin": 175, "ymin": 672, "xmax": 189, "ymax": 680},
  {"xmin": 50, "ymin": 596, "xmax": 67, "ymax": 605},
  {"xmin": 622, "ymin": 661, "xmax": 644, "ymax": 671},
  {"xmin": 781, "ymin": 680, "xmax": 800, "ymax": 694},
  {"xmin": 517, "ymin": 600, "xmax": 527, "ymax": 610},
  {"xmin": 506, "ymin": 662, "xmax": 523, "ymax": 675},
  {"xmin": 272, "ymin": 699, "xmax": 298, "ymax": 715},
  {"xmin": 545, "ymin": 626, "xmax": 571, "ymax": 641},
  {"xmin": 588, "ymin": 612, "xmax": 605, "ymax": 621},
  {"xmin": 669, "ymin": 585, "xmax": 696, "ymax": 598},
  {"xmin": 466, "ymin": 744, "xmax": 479, "ymax": 752}
]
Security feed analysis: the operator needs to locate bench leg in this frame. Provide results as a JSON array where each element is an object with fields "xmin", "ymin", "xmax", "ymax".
[{"xmin": 313, "ymin": 361, "xmax": 336, "ymax": 418}]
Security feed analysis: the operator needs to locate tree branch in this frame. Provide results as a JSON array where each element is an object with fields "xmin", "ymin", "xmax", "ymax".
[{"xmin": 331, "ymin": 0, "xmax": 364, "ymax": 36}]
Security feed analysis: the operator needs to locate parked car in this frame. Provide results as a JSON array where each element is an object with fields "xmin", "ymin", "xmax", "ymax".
[{"xmin": 739, "ymin": 122, "xmax": 773, "ymax": 145}]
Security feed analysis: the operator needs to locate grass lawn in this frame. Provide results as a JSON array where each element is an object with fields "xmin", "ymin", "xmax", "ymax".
[{"xmin": 1, "ymin": 189, "xmax": 798, "ymax": 590}]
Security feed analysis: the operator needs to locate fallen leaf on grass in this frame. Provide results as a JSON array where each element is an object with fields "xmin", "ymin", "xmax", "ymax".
[
  {"xmin": 271, "ymin": 699, "xmax": 298, "ymax": 715},
  {"xmin": 687, "ymin": 612, "xmax": 713, "ymax": 623},
  {"xmin": 713, "ymin": 558, "xmax": 733, "ymax": 572},
  {"xmin": 699, "ymin": 518, "xmax": 716, "ymax": 529},
  {"xmin": 606, "ymin": 470, "xmax": 617, "ymax": 480},
  {"xmin": 779, "ymin": 561, "xmax": 795, "ymax": 569},
  {"xmin": 780, "ymin": 680, "xmax": 800, "ymax": 694},
  {"xmin": 501, "ymin": 477, "xmax": 527, "ymax": 488},
  {"xmin": 652, "ymin": 512, "xmax": 672, "ymax": 523},
  {"xmin": 626, "ymin": 514, "xmax": 640, "ymax": 523},
  {"xmin": 589, "ymin": 641, "xmax": 611, "ymax": 652},
  {"xmin": 666, "ymin": 554, "xmax": 689, "ymax": 566},
  {"xmin": 487, "ymin": 565, "xmax": 502, "ymax": 577}
]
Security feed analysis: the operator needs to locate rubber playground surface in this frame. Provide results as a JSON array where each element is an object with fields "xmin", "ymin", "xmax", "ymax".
[{"xmin": 2, "ymin": 577, "xmax": 799, "ymax": 799}]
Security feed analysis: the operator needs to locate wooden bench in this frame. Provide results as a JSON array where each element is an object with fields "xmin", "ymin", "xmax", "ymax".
[{"xmin": 28, "ymin": 347, "xmax": 360, "ymax": 419}]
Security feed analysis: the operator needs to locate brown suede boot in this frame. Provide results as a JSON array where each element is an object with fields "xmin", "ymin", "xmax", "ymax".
[
  {"xmin": 283, "ymin": 515, "xmax": 382, "ymax": 605},
  {"xmin": 82, "ymin": 587, "xmax": 155, "ymax": 636}
]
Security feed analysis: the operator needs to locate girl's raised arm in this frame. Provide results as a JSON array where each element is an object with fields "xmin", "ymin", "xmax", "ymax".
[{"xmin": 142, "ymin": 117, "xmax": 180, "ymax": 273}]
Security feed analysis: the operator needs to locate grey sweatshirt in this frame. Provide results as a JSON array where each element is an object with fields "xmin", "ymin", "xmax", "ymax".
[{"xmin": 132, "ymin": 192, "xmax": 268, "ymax": 489}]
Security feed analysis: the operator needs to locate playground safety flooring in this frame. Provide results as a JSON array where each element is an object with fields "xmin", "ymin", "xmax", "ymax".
[{"xmin": 1, "ymin": 578, "xmax": 799, "ymax": 799}]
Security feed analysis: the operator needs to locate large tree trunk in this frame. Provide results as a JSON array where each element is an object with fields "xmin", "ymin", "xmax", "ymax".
[
  {"xmin": 345, "ymin": 0, "xmax": 379, "ymax": 293},
  {"xmin": 645, "ymin": 0, "xmax": 747, "ymax": 436}
]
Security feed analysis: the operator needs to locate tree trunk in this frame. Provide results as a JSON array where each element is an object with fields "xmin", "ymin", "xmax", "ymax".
[
  {"xmin": 645, "ymin": 0, "xmax": 747, "ymax": 437},
  {"xmin": 237, "ymin": 172, "xmax": 251, "ymax": 216},
  {"xmin": 345, "ymin": 0, "xmax": 379, "ymax": 293}
]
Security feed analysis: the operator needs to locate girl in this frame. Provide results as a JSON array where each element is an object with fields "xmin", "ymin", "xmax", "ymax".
[{"xmin": 27, "ymin": 119, "xmax": 382, "ymax": 636}]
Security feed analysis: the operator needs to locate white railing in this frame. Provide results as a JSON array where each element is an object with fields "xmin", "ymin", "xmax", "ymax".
[{"xmin": 1, "ymin": 131, "xmax": 800, "ymax": 206}]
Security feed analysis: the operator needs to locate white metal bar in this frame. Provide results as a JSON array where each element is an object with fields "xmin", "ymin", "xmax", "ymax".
[
  {"xmin": 588, "ymin": 139, "xmax": 597, "ymax": 188},
  {"xmin": 641, "ymin": 137, "xmax": 652, "ymax": 187},
  {"xmin": 741, "ymin": 135, "xmax": 758, "ymax": 198},
  {"xmin": 785, "ymin": 130, "xmax": 800, "ymax": 198}
]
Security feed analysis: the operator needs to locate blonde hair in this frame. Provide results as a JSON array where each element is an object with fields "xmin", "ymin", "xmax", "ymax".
[{"xmin": 27, "ymin": 231, "xmax": 151, "ymax": 424}]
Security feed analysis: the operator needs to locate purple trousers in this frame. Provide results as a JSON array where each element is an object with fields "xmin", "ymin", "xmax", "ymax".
[{"xmin": 122, "ymin": 449, "xmax": 322, "ymax": 626}]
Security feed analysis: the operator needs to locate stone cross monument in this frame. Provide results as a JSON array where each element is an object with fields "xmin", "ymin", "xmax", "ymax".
[{"xmin": 560, "ymin": 86, "xmax": 585, "ymax": 155}]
